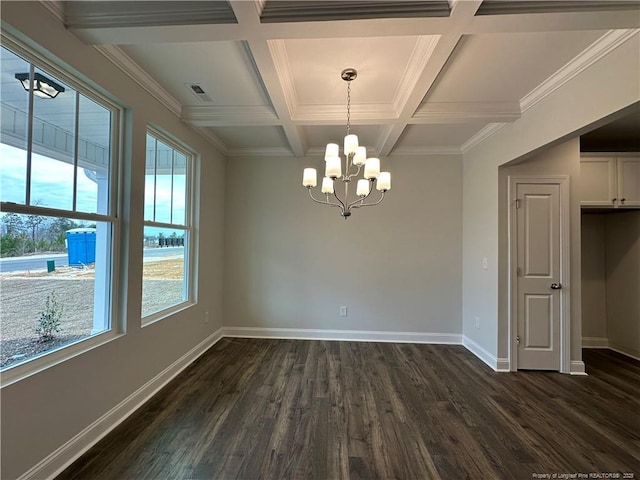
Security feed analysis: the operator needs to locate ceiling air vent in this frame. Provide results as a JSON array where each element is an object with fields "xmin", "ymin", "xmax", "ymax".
[{"xmin": 185, "ymin": 83, "xmax": 213, "ymax": 103}]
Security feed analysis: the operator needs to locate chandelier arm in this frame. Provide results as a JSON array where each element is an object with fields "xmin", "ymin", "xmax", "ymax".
[
  {"xmin": 345, "ymin": 162, "xmax": 362, "ymax": 181},
  {"xmin": 346, "ymin": 179, "xmax": 375, "ymax": 209},
  {"xmin": 351, "ymin": 191, "xmax": 386, "ymax": 209},
  {"xmin": 308, "ymin": 188, "xmax": 342, "ymax": 208},
  {"xmin": 332, "ymin": 189, "xmax": 347, "ymax": 211}
]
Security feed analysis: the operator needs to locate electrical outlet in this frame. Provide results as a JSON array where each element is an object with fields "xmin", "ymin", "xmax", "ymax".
[
  {"xmin": 340, "ymin": 306, "xmax": 348, "ymax": 317},
  {"xmin": 205, "ymin": 311, "xmax": 209, "ymax": 324},
  {"xmin": 475, "ymin": 316, "xmax": 480, "ymax": 329}
]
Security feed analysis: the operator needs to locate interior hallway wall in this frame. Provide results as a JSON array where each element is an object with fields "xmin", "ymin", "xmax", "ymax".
[
  {"xmin": 581, "ymin": 213, "xmax": 608, "ymax": 340},
  {"xmin": 605, "ymin": 210, "xmax": 640, "ymax": 358}
]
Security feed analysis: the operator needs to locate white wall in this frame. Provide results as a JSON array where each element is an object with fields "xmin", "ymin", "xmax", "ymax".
[
  {"xmin": 224, "ymin": 154, "xmax": 463, "ymax": 336},
  {"xmin": 581, "ymin": 213, "xmax": 608, "ymax": 340},
  {"xmin": 462, "ymin": 32, "xmax": 640, "ymax": 363},
  {"xmin": 580, "ymin": 211, "xmax": 640, "ymax": 357},
  {"xmin": 605, "ymin": 211, "xmax": 640, "ymax": 357},
  {"xmin": 1, "ymin": 4, "xmax": 225, "ymax": 479}
]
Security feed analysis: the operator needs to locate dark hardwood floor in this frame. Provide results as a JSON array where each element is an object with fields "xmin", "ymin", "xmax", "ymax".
[{"xmin": 58, "ymin": 341, "xmax": 640, "ymax": 480}]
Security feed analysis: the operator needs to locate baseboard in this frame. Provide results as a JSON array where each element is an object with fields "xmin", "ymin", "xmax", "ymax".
[
  {"xmin": 496, "ymin": 357, "xmax": 511, "ymax": 372},
  {"xmin": 222, "ymin": 326, "xmax": 462, "ymax": 344},
  {"xmin": 607, "ymin": 343, "xmax": 640, "ymax": 362},
  {"xmin": 462, "ymin": 336, "xmax": 506, "ymax": 372},
  {"xmin": 18, "ymin": 328, "xmax": 224, "ymax": 480},
  {"xmin": 581, "ymin": 338, "xmax": 640, "ymax": 361},
  {"xmin": 582, "ymin": 337, "xmax": 609, "ymax": 348},
  {"xmin": 570, "ymin": 360, "xmax": 587, "ymax": 376}
]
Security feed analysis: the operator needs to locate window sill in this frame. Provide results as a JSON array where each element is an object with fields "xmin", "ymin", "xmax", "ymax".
[{"xmin": 141, "ymin": 301, "xmax": 195, "ymax": 328}]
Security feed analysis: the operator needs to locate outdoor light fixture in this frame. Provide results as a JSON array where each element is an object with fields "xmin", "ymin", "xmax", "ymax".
[
  {"xmin": 15, "ymin": 72, "xmax": 65, "ymax": 99},
  {"xmin": 302, "ymin": 68, "xmax": 391, "ymax": 219}
]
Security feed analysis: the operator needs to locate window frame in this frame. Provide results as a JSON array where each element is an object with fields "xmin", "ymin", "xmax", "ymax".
[
  {"xmin": 141, "ymin": 127, "xmax": 196, "ymax": 326},
  {"xmin": 0, "ymin": 33, "xmax": 124, "ymax": 387}
]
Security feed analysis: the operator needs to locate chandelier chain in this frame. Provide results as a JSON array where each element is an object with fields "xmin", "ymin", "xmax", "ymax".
[{"xmin": 346, "ymin": 80, "xmax": 351, "ymax": 136}]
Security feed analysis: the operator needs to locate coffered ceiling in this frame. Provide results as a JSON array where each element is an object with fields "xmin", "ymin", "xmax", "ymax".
[{"xmin": 59, "ymin": 0, "xmax": 640, "ymax": 157}]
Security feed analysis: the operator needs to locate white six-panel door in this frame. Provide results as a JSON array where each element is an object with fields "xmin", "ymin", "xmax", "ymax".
[{"xmin": 509, "ymin": 177, "xmax": 569, "ymax": 372}]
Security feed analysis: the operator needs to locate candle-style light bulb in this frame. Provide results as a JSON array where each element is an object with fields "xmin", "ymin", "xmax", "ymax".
[
  {"xmin": 302, "ymin": 168, "xmax": 317, "ymax": 187},
  {"xmin": 321, "ymin": 177, "xmax": 334, "ymax": 194},
  {"xmin": 326, "ymin": 156, "xmax": 342, "ymax": 179},
  {"xmin": 376, "ymin": 172, "xmax": 391, "ymax": 191},
  {"xmin": 364, "ymin": 157, "xmax": 380, "ymax": 179},
  {"xmin": 356, "ymin": 179, "xmax": 369, "ymax": 197}
]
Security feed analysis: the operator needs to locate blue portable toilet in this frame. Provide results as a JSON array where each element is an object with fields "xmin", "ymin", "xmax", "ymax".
[{"xmin": 66, "ymin": 228, "xmax": 96, "ymax": 267}]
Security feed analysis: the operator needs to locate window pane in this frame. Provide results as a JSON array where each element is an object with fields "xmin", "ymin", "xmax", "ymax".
[
  {"xmin": 172, "ymin": 152, "xmax": 187, "ymax": 225},
  {"xmin": 0, "ymin": 213, "xmax": 112, "ymax": 370},
  {"xmin": 154, "ymin": 140, "xmax": 173, "ymax": 224},
  {"xmin": 144, "ymin": 134, "xmax": 156, "ymax": 222},
  {"xmin": 31, "ymin": 69, "xmax": 76, "ymax": 210},
  {"xmin": 0, "ymin": 47, "xmax": 30, "ymax": 204},
  {"xmin": 77, "ymin": 94, "xmax": 111, "ymax": 215},
  {"xmin": 141, "ymin": 225, "xmax": 187, "ymax": 317}
]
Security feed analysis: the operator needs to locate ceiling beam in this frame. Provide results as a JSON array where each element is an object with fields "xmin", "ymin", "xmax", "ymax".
[
  {"xmin": 230, "ymin": 1, "xmax": 306, "ymax": 156},
  {"xmin": 67, "ymin": 8, "xmax": 638, "ymax": 46},
  {"xmin": 377, "ymin": 1, "xmax": 484, "ymax": 156}
]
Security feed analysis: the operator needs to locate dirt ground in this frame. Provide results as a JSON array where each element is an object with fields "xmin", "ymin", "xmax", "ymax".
[{"xmin": 0, "ymin": 257, "xmax": 184, "ymax": 368}]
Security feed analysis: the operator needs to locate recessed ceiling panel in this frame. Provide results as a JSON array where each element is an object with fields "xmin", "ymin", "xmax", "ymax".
[
  {"xmin": 64, "ymin": 1, "xmax": 237, "ymax": 29},
  {"xmin": 282, "ymin": 36, "xmax": 422, "ymax": 106},
  {"xmin": 121, "ymin": 42, "xmax": 270, "ymax": 107},
  {"xmin": 476, "ymin": 1, "xmax": 639, "ymax": 16},
  {"xmin": 424, "ymin": 31, "xmax": 605, "ymax": 104},
  {"xmin": 207, "ymin": 126, "xmax": 289, "ymax": 149},
  {"xmin": 395, "ymin": 124, "xmax": 487, "ymax": 148},
  {"xmin": 261, "ymin": 1, "xmax": 450, "ymax": 23},
  {"xmin": 304, "ymin": 125, "xmax": 384, "ymax": 150}
]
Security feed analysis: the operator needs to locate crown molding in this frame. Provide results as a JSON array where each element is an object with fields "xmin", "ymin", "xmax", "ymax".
[
  {"xmin": 459, "ymin": 29, "xmax": 638, "ymax": 153},
  {"xmin": 255, "ymin": 0, "xmax": 267, "ymax": 17},
  {"xmin": 412, "ymin": 101, "xmax": 521, "ymax": 123},
  {"xmin": 181, "ymin": 105, "xmax": 280, "ymax": 126},
  {"xmin": 192, "ymin": 127, "xmax": 228, "ymax": 155},
  {"xmin": 374, "ymin": 124, "xmax": 398, "ymax": 156},
  {"xmin": 38, "ymin": 0, "xmax": 65, "ymax": 23},
  {"xmin": 390, "ymin": 146, "xmax": 462, "ymax": 156},
  {"xmin": 305, "ymin": 145, "xmax": 380, "ymax": 158},
  {"xmin": 461, "ymin": 123, "xmax": 508, "ymax": 153},
  {"xmin": 92, "ymin": 45, "xmax": 182, "ymax": 118},
  {"xmin": 292, "ymin": 104, "xmax": 398, "ymax": 124},
  {"xmin": 520, "ymin": 29, "xmax": 640, "ymax": 113},
  {"xmin": 393, "ymin": 35, "xmax": 441, "ymax": 113},
  {"xmin": 226, "ymin": 147, "xmax": 293, "ymax": 157},
  {"xmin": 268, "ymin": 39, "xmax": 298, "ymax": 118}
]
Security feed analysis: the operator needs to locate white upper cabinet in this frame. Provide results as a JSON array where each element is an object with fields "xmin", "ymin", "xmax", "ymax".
[
  {"xmin": 580, "ymin": 155, "xmax": 640, "ymax": 208},
  {"xmin": 617, "ymin": 157, "xmax": 640, "ymax": 207}
]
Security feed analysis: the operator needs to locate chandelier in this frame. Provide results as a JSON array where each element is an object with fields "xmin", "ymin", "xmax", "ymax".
[{"xmin": 302, "ymin": 68, "xmax": 391, "ymax": 219}]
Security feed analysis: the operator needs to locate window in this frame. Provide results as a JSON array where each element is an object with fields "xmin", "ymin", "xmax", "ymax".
[
  {"xmin": 0, "ymin": 40, "xmax": 120, "ymax": 381},
  {"xmin": 142, "ymin": 130, "xmax": 194, "ymax": 321}
]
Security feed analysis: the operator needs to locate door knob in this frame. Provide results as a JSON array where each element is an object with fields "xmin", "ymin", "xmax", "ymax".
[{"xmin": 550, "ymin": 283, "xmax": 562, "ymax": 290}]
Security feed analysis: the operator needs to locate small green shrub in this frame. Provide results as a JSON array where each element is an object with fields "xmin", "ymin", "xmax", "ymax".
[{"xmin": 36, "ymin": 292, "xmax": 63, "ymax": 341}]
